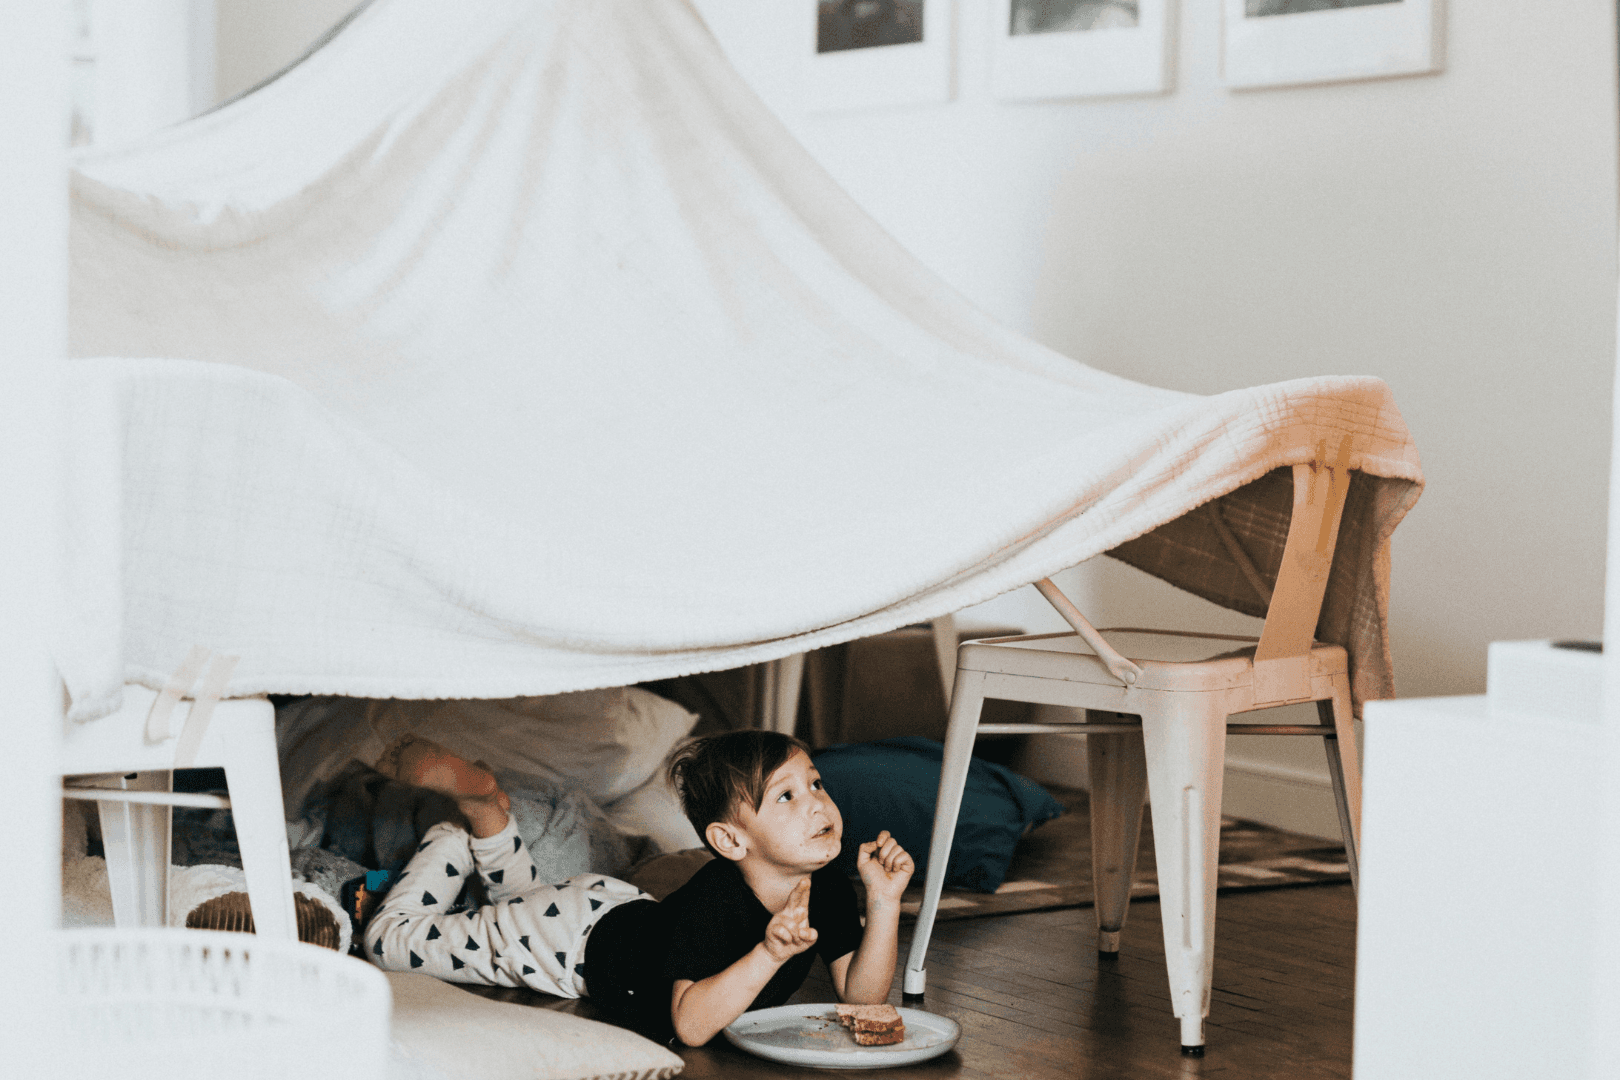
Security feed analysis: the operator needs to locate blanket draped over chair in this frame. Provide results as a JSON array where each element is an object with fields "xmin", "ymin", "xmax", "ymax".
[{"xmin": 58, "ymin": 0, "xmax": 1421, "ymax": 723}]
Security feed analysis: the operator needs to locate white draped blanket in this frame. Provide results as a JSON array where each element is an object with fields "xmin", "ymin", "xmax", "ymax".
[{"xmin": 61, "ymin": 0, "xmax": 1421, "ymax": 722}]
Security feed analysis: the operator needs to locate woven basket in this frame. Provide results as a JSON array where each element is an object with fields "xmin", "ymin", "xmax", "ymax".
[
  {"xmin": 184, "ymin": 889, "xmax": 345, "ymax": 951},
  {"xmin": 57, "ymin": 928, "xmax": 391, "ymax": 1080}
]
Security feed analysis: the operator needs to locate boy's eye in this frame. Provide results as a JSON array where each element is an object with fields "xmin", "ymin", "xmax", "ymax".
[
  {"xmin": 776, "ymin": 790, "xmax": 792, "ymax": 802},
  {"xmin": 811, "ymin": 780, "xmax": 823, "ymax": 791}
]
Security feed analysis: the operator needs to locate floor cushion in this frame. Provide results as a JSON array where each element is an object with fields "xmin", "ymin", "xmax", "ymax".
[
  {"xmin": 814, "ymin": 736, "xmax": 1064, "ymax": 893},
  {"xmin": 386, "ymin": 972, "xmax": 683, "ymax": 1080}
]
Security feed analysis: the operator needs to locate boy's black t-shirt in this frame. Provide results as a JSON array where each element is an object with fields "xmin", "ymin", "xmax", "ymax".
[
  {"xmin": 663, "ymin": 859, "xmax": 865, "ymax": 996},
  {"xmin": 583, "ymin": 859, "xmax": 865, "ymax": 1042}
]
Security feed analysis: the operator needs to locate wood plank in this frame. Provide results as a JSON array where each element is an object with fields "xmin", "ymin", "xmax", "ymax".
[{"xmin": 473, "ymin": 883, "xmax": 1357, "ymax": 1078}]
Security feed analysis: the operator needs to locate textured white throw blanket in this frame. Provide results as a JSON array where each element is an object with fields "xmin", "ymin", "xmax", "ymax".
[{"xmin": 61, "ymin": 0, "xmax": 1421, "ymax": 722}]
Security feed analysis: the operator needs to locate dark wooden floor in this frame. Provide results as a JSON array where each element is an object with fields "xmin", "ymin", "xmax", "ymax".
[{"xmin": 676, "ymin": 884, "xmax": 1357, "ymax": 1080}]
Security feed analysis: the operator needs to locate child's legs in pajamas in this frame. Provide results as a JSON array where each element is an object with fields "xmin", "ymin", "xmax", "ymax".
[{"xmin": 364, "ymin": 818, "xmax": 647, "ymax": 997}]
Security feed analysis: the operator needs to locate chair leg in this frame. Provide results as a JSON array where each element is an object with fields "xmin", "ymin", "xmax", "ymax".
[
  {"xmin": 225, "ymin": 702, "xmax": 299, "ymax": 941},
  {"xmin": 98, "ymin": 771, "xmax": 172, "ymax": 928},
  {"xmin": 1140, "ymin": 696, "xmax": 1228, "ymax": 1054},
  {"xmin": 929, "ymin": 614, "xmax": 957, "ymax": 702},
  {"xmin": 1086, "ymin": 722, "xmax": 1147, "ymax": 955},
  {"xmin": 1318, "ymin": 677, "xmax": 1361, "ymax": 893},
  {"xmin": 903, "ymin": 668, "xmax": 986, "ymax": 998}
]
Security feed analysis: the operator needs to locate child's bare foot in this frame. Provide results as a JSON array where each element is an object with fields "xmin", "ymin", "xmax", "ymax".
[
  {"xmin": 388, "ymin": 736, "xmax": 496, "ymax": 797},
  {"xmin": 378, "ymin": 736, "xmax": 510, "ymax": 837}
]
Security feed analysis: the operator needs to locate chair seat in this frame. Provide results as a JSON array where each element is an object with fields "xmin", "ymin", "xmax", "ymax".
[{"xmin": 959, "ymin": 628, "xmax": 1348, "ymax": 695}]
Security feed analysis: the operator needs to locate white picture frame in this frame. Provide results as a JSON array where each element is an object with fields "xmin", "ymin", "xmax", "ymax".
[
  {"xmin": 1222, "ymin": 0, "xmax": 1443, "ymax": 91},
  {"xmin": 991, "ymin": 0, "xmax": 1174, "ymax": 102},
  {"xmin": 803, "ymin": 1, "xmax": 954, "ymax": 113}
]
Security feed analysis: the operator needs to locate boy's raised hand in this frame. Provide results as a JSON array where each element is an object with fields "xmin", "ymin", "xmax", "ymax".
[
  {"xmin": 856, "ymin": 830, "xmax": 915, "ymax": 903},
  {"xmin": 762, "ymin": 877, "xmax": 818, "ymax": 963}
]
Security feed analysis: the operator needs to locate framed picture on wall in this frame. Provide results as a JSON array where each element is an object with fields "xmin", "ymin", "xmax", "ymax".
[
  {"xmin": 1222, "ymin": 0, "xmax": 1443, "ymax": 90},
  {"xmin": 990, "ymin": 0, "xmax": 1174, "ymax": 102},
  {"xmin": 803, "ymin": 1, "xmax": 953, "ymax": 112}
]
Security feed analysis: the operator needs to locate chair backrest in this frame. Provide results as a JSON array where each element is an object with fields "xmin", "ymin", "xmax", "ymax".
[
  {"xmin": 1249, "ymin": 437, "xmax": 1354, "ymax": 704},
  {"xmin": 1026, "ymin": 434, "xmax": 1354, "ymax": 699}
]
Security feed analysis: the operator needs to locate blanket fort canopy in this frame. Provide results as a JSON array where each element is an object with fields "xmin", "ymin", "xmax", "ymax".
[{"xmin": 59, "ymin": 0, "xmax": 1421, "ymax": 723}]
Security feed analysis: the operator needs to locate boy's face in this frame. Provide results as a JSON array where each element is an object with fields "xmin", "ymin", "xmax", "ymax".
[{"xmin": 725, "ymin": 750, "xmax": 843, "ymax": 874}]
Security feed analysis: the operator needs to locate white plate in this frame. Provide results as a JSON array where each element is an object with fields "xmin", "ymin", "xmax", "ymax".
[{"xmin": 724, "ymin": 1004, "xmax": 961, "ymax": 1070}]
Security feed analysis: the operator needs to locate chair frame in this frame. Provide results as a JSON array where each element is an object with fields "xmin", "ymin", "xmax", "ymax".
[
  {"xmin": 902, "ymin": 445, "xmax": 1362, "ymax": 1054},
  {"xmin": 62, "ymin": 687, "xmax": 299, "ymax": 941}
]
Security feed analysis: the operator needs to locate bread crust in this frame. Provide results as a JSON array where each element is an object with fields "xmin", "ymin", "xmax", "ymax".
[{"xmin": 835, "ymin": 1003, "xmax": 905, "ymax": 1046}]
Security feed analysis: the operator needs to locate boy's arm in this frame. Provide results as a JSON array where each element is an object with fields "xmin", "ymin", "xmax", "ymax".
[
  {"xmin": 669, "ymin": 878, "xmax": 818, "ymax": 1046},
  {"xmin": 832, "ymin": 831, "xmax": 915, "ymax": 1004}
]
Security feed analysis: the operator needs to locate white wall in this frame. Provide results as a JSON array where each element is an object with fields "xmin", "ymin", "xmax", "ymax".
[
  {"xmin": 210, "ymin": 1, "xmax": 1618, "ymax": 835},
  {"xmin": 0, "ymin": 0, "xmax": 69, "ymax": 1063},
  {"xmin": 692, "ymin": 0, "xmax": 1618, "ymax": 834},
  {"xmin": 90, "ymin": 0, "xmax": 215, "ymax": 145},
  {"xmin": 699, "ymin": 0, "xmax": 1618, "ymax": 686}
]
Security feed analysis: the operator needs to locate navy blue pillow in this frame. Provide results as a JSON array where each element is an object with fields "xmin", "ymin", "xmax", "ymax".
[{"xmin": 813, "ymin": 737, "xmax": 1064, "ymax": 893}]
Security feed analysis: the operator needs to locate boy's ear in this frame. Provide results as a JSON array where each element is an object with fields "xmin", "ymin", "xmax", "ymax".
[{"xmin": 706, "ymin": 820, "xmax": 747, "ymax": 862}]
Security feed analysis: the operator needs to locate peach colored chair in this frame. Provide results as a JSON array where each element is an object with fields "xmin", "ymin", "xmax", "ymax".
[{"xmin": 902, "ymin": 451, "xmax": 1362, "ymax": 1055}]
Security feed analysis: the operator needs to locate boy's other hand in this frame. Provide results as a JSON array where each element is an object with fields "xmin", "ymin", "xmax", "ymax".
[
  {"xmin": 856, "ymin": 830, "xmax": 915, "ymax": 903},
  {"xmin": 762, "ymin": 877, "xmax": 818, "ymax": 963}
]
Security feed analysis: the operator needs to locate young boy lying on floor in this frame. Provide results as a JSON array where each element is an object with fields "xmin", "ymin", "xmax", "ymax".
[{"xmin": 364, "ymin": 730, "xmax": 914, "ymax": 1045}]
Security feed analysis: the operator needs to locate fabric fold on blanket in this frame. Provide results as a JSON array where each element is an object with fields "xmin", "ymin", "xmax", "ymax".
[{"xmin": 59, "ymin": 0, "xmax": 1422, "ymax": 722}]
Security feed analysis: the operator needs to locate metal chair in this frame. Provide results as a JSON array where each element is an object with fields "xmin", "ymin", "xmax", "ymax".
[
  {"xmin": 902, "ymin": 450, "xmax": 1362, "ymax": 1054},
  {"xmin": 62, "ymin": 663, "xmax": 298, "ymax": 941}
]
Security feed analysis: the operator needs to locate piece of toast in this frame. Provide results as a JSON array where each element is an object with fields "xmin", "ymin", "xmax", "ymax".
[{"xmin": 835, "ymin": 1003, "xmax": 906, "ymax": 1046}]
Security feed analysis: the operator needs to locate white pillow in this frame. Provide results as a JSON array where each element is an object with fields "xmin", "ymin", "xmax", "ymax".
[
  {"xmin": 386, "ymin": 972, "xmax": 683, "ymax": 1080},
  {"xmin": 276, "ymin": 689, "xmax": 698, "ymax": 819},
  {"xmin": 603, "ymin": 775, "xmax": 702, "ymax": 854}
]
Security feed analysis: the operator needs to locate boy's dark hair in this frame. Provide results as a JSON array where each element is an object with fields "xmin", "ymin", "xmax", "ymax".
[{"xmin": 668, "ymin": 730, "xmax": 814, "ymax": 854}]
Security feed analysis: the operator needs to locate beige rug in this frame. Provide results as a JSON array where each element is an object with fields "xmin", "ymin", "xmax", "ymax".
[{"xmin": 857, "ymin": 785, "xmax": 1352, "ymax": 923}]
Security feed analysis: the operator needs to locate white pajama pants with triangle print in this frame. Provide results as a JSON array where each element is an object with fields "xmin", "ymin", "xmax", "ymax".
[{"xmin": 363, "ymin": 818, "xmax": 649, "ymax": 997}]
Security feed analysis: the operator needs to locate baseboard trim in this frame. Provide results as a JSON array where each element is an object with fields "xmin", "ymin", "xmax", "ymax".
[
  {"xmin": 1220, "ymin": 758, "xmax": 1341, "ymax": 840},
  {"xmin": 1223, "ymin": 758, "xmax": 1333, "ymax": 790},
  {"xmin": 1012, "ymin": 732, "xmax": 1345, "ymax": 841}
]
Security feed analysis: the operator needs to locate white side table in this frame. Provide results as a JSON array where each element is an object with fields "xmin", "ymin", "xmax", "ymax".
[{"xmin": 1354, "ymin": 683, "xmax": 1599, "ymax": 1078}]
